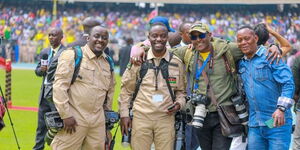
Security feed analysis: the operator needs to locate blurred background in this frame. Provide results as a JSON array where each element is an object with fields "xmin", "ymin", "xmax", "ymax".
[{"xmin": 0, "ymin": 0, "xmax": 300, "ymax": 150}]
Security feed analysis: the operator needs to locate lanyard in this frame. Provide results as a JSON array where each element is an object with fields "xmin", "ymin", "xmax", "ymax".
[
  {"xmin": 151, "ymin": 59, "xmax": 160, "ymax": 91},
  {"xmin": 194, "ymin": 53, "xmax": 211, "ymax": 90}
]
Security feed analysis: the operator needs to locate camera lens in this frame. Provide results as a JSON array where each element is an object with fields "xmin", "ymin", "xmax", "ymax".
[{"xmin": 121, "ymin": 128, "xmax": 131, "ymax": 147}]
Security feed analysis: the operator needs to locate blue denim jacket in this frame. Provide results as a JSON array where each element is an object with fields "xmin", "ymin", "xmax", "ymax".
[{"xmin": 238, "ymin": 46, "xmax": 295, "ymax": 127}]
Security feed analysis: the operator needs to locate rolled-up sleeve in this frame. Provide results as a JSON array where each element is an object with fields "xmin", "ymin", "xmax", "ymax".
[
  {"xmin": 53, "ymin": 50, "xmax": 75, "ymax": 119},
  {"xmin": 271, "ymin": 59, "xmax": 295, "ymax": 108}
]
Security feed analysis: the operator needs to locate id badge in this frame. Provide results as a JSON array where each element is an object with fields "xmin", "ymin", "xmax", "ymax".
[{"xmin": 152, "ymin": 94, "xmax": 163, "ymax": 103}]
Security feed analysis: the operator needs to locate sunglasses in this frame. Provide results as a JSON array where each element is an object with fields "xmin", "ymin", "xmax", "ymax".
[{"xmin": 190, "ymin": 33, "xmax": 206, "ymax": 40}]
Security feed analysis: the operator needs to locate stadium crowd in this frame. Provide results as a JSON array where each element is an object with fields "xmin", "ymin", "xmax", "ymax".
[{"xmin": 0, "ymin": 2, "xmax": 300, "ymax": 64}]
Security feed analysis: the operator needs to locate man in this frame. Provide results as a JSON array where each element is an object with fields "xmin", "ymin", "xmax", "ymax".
[
  {"xmin": 292, "ymin": 55, "xmax": 300, "ymax": 150},
  {"xmin": 178, "ymin": 21, "xmax": 200, "ymax": 150},
  {"xmin": 33, "ymin": 27, "xmax": 64, "ymax": 150},
  {"xmin": 178, "ymin": 22, "xmax": 193, "ymax": 46},
  {"xmin": 119, "ymin": 23, "xmax": 186, "ymax": 150},
  {"xmin": 131, "ymin": 22, "xmax": 287, "ymax": 150},
  {"xmin": 130, "ymin": 16, "xmax": 174, "ymax": 57},
  {"xmin": 168, "ymin": 32, "xmax": 182, "ymax": 48},
  {"xmin": 237, "ymin": 26, "xmax": 294, "ymax": 150},
  {"xmin": 51, "ymin": 26, "xmax": 115, "ymax": 150},
  {"xmin": 67, "ymin": 17, "xmax": 110, "ymax": 55},
  {"xmin": 119, "ymin": 36, "xmax": 133, "ymax": 76}
]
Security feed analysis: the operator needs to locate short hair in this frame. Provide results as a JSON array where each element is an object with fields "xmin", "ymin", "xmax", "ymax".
[
  {"xmin": 168, "ymin": 32, "xmax": 182, "ymax": 48},
  {"xmin": 254, "ymin": 24, "xmax": 269, "ymax": 45},
  {"xmin": 238, "ymin": 25, "xmax": 254, "ymax": 31},
  {"xmin": 179, "ymin": 22, "xmax": 193, "ymax": 33},
  {"xmin": 82, "ymin": 17, "xmax": 101, "ymax": 34}
]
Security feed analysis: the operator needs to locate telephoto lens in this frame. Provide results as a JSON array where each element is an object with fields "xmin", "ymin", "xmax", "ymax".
[
  {"xmin": 121, "ymin": 128, "xmax": 131, "ymax": 147},
  {"xmin": 191, "ymin": 94, "xmax": 210, "ymax": 128},
  {"xmin": 231, "ymin": 95, "xmax": 248, "ymax": 125},
  {"xmin": 44, "ymin": 128, "xmax": 58, "ymax": 145}
]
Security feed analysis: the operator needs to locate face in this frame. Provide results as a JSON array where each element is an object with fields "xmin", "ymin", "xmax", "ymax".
[
  {"xmin": 180, "ymin": 24, "xmax": 192, "ymax": 44},
  {"xmin": 148, "ymin": 25, "xmax": 168, "ymax": 53},
  {"xmin": 87, "ymin": 26, "xmax": 109, "ymax": 53},
  {"xmin": 190, "ymin": 31, "xmax": 212, "ymax": 52},
  {"xmin": 48, "ymin": 29, "xmax": 63, "ymax": 49},
  {"xmin": 236, "ymin": 28, "xmax": 258, "ymax": 57}
]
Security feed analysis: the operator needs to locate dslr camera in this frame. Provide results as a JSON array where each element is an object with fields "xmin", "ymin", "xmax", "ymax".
[
  {"xmin": 231, "ymin": 94, "xmax": 248, "ymax": 125},
  {"xmin": 105, "ymin": 110, "xmax": 120, "ymax": 130},
  {"xmin": 44, "ymin": 111, "xmax": 63, "ymax": 145},
  {"xmin": 174, "ymin": 112, "xmax": 185, "ymax": 150},
  {"xmin": 190, "ymin": 93, "xmax": 210, "ymax": 128},
  {"xmin": 121, "ymin": 109, "xmax": 133, "ymax": 147}
]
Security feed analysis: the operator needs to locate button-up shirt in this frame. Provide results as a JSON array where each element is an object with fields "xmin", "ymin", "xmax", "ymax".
[
  {"xmin": 172, "ymin": 37, "xmax": 244, "ymax": 112},
  {"xmin": 119, "ymin": 48, "xmax": 186, "ymax": 120},
  {"xmin": 239, "ymin": 46, "xmax": 295, "ymax": 127},
  {"xmin": 53, "ymin": 45, "xmax": 115, "ymax": 127}
]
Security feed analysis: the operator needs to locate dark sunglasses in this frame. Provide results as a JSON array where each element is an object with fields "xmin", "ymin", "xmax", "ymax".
[{"xmin": 190, "ymin": 33, "xmax": 206, "ymax": 40}]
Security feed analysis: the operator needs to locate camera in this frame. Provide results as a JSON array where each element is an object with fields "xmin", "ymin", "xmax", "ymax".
[
  {"xmin": 174, "ymin": 112, "xmax": 185, "ymax": 150},
  {"xmin": 122, "ymin": 109, "xmax": 133, "ymax": 147},
  {"xmin": 44, "ymin": 111, "xmax": 64, "ymax": 145},
  {"xmin": 105, "ymin": 110, "xmax": 120, "ymax": 130},
  {"xmin": 231, "ymin": 94, "xmax": 248, "ymax": 125},
  {"xmin": 191, "ymin": 93, "xmax": 210, "ymax": 128}
]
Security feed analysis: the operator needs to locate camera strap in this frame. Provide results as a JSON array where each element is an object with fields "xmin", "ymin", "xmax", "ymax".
[{"xmin": 199, "ymin": 61, "xmax": 218, "ymax": 106}]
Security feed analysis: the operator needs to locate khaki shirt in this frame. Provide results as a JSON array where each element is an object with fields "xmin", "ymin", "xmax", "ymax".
[
  {"xmin": 119, "ymin": 48, "xmax": 186, "ymax": 120},
  {"xmin": 53, "ymin": 45, "xmax": 115, "ymax": 127},
  {"xmin": 172, "ymin": 37, "xmax": 244, "ymax": 112}
]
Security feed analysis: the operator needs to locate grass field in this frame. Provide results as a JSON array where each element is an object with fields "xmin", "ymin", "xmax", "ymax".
[{"xmin": 0, "ymin": 69, "xmax": 130, "ymax": 150}]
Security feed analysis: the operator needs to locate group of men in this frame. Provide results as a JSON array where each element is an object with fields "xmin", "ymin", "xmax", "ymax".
[{"xmin": 33, "ymin": 15, "xmax": 296, "ymax": 150}]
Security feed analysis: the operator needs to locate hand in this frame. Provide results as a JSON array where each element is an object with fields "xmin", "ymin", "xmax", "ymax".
[
  {"xmin": 166, "ymin": 102, "xmax": 181, "ymax": 115},
  {"xmin": 106, "ymin": 130, "xmax": 112, "ymax": 143},
  {"xmin": 272, "ymin": 109, "xmax": 285, "ymax": 127},
  {"xmin": 130, "ymin": 46, "xmax": 146, "ymax": 66},
  {"xmin": 63, "ymin": 117, "xmax": 78, "ymax": 134},
  {"xmin": 120, "ymin": 117, "xmax": 131, "ymax": 136},
  {"xmin": 40, "ymin": 66, "xmax": 47, "ymax": 72},
  {"xmin": 266, "ymin": 44, "xmax": 282, "ymax": 64},
  {"xmin": 264, "ymin": 23, "xmax": 275, "ymax": 34}
]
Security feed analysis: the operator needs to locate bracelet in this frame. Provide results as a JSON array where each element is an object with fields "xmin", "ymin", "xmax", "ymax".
[{"xmin": 269, "ymin": 44, "xmax": 283, "ymax": 55}]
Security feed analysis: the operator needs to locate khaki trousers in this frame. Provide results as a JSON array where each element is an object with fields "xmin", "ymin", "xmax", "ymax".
[
  {"xmin": 51, "ymin": 125, "xmax": 105, "ymax": 150},
  {"xmin": 131, "ymin": 116, "xmax": 175, "ymax": 150}
]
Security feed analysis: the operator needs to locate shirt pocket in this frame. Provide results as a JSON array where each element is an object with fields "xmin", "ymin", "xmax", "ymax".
[
  {"xmin": 78, "ymin": 63, "xmax": 95, "ymax": 85},
  {"xmin": 254, "ymin": 64, "xmax": 269, "ymax": 81}
]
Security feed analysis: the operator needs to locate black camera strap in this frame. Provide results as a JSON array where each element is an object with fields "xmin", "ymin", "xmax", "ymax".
[{"xmin": 131, "ymin": 51, "xmax": 176, "ymax": 105}]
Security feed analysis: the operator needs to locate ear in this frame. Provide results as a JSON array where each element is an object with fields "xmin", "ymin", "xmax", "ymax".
[
  {"xmin": 254, "ymin": 35, "xmax": 258, "ymax": 43},
  {"xmin": 207, "ymin": 32, "xmax": 213, "ymax": 41},
  {"xmin": 86, "ymin": 36, "xmax": 90, "ymax": 41}
]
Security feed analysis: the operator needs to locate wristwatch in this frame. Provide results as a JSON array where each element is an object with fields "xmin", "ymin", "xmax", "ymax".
[{"xmin": 277, "ymin": 105, "xmax": 286, "ymax": 112}]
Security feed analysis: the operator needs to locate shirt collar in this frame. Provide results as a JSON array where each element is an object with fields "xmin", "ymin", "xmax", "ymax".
[
  {"xmin": 242, "ymin": 45, "xmax": 265, "ymax": 60},
  {"xmin": 180, "ymin": 40, "xmax": 187, "ymax": 46},
  {"xmin": 147, "ymin": 48, "xmax": 170, "ymax": 62},
  {"xmin": 51, "ymin": 44, "xmax": 61, "ymax": 53},
  {"xmin": 83, "ymin": 44, "xmax": 107, "ymax": 60}
]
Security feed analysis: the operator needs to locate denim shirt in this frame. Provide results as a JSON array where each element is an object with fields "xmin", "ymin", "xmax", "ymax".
[{"xmin": 238, "ymin": 46, "xmax": 295, "ymax": 127}]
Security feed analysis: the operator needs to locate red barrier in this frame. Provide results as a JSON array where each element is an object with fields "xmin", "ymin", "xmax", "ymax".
[{"xmin": 0, "ymin": 57, "xmax": 12, "ymax": 108}]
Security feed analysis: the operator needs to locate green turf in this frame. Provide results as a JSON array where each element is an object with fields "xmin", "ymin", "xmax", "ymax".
[{"xmin": 0, "ymin": 69, "xmax": 130, "ymax": 150}]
